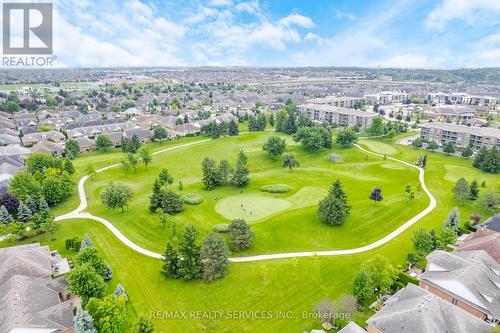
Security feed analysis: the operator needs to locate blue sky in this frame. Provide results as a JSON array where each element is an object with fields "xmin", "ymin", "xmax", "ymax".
[{"xmin": 33, "ymin": 0, "xmax": 500, "ymax": 67}]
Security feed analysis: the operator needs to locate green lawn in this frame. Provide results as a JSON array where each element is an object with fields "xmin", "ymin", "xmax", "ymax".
[
  {"xmin": 78, "ymin": 131, "xmax": 427, "ymax": 255},
  {"xmin": 2, "ymin": 131, "xmax": 497, "ymax": 332}
]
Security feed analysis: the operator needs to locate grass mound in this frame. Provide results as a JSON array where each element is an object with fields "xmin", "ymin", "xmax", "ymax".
[
  {"xmin": 183, "ymin": 193, "xmax": 204, "ymax": 205},
  {"xmin": 260, "ymin": 184, "xmax": 291, "ymax": 193}
]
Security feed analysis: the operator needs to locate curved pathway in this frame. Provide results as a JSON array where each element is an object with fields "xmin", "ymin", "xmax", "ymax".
[{"xmin": 55, "ymin": 140, "xmax": 437, "ymax": 263}]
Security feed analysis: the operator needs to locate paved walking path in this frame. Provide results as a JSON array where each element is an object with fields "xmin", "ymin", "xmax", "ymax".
[{"xmin": 55, "ymin": 140, "xmax": 436, "ymax": 263}]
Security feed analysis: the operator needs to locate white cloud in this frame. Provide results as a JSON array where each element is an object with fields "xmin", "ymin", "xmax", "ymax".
[
  {"xmin": 335, "ymin": 11, "xmax": 356, "ymax": 21},
  {"xmin": 279, "ymin": 14, "xmax": 315, "ymax": 28},
  {"xmin": 426, "ymin": 0, "xmax": 500, "ymax": 30},
  {"xmin": 235, "ymin": 1, "xmax": 260, "ymax": 14},
  {"xmin": 304, "ymin": 32, "xmax": 324, "ymax": 44}
]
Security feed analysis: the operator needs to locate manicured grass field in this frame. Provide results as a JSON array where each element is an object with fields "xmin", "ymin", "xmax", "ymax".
[
  {"xmin": 3, "ymin": 131, "xmax": 497, "ymax": 332},
  {"xmin": 78, "ymin": 131, "xmax": 427, "ymax": 255}
]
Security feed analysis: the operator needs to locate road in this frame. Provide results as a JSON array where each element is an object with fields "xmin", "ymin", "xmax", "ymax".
[{"xmin": 55, "ymin": 139, "xmax": 437, "ymax": 263}]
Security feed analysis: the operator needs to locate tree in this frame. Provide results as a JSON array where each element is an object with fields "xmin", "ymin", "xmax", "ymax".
[
  {"xmin": 352, "ymin": 269, "xmax": 373, "ymax": 304},
  {"xmin": 469, "ymin": 179, "xmax": 479, "ymax": 201},
  {"xmin": 0, "ymin": 205, "xmax": 14, "ymax": 224},
  {"xmin": 65, "ymin": 139, "xmax": 80, "ymax": 159},
  {"xmin": 75, "ymin": 306, "xmax": 98, "ymax": 333},
  {"xmin": 201, "ymin": 157, "xmax": 219, "ymax": 190},
  {"xmin": 317, "ymin": 195, "xmax": 348, "ymax": 226},
  {"xmin": 232, "ymin": 149, "xmax": 249, "ymax": 187},
  {"xmin": 127, "ymin": 153, "xmax": 138, "ymax": 172},
  {"xmin": 293, "ymin": 127, "xmax": 323, "ymax": 152},
  {"xmin": 368, "ymin": 117, "xmax": 384, "ymax": 136},
  {"xmin": 81, "ymin": 233, "xmax": 93, "ymax": 249},
  {"xmin": 262, "ymin": 136, "xmax": 287, "ymax": 158},
  {"xmin": 412, "ymin": 138, "xmax": 422, "ymax": 148},
  {"xmin": 127, "ymin": 134, "xmax": 142, "ymax": 153},
  {"xmin": 17, "ymin": 201, "xmax": 32, "ymax": 222},
  {"xmin": 269, "ymin": 113, "xmax": 275, "ymax": 126},
  {"xmin": 64, "ymin": 158, "xmax": 75, "ymax": 174},
  {"xmin": 162, "ymin": 243, "xmax": 180, "ymax": 279},
  {"xmin": 160, "ymin": 190, "xmax": 184, "ymax": 214},
  {"xmin": 228, "ymin": 219, "xmax": 254, "ymax": 251},
  {"xmin": 5, "ymin": 100, "xmax": 20, "ymax": 113},
  {"xmin": 412, "ymin": 229, "xmax": 436, "ymax": 255},
  {"xmin": 480, "ymin": 147, "xmax": 499, "ymax": 173},
  {"xmin": 0, "ymin": 193, "xmax": 20, "ymax": 215},
  {"xmin": 369, "ymin": 187, "xmax": 383, "ymax": 202},
  {"xmin": 336, "ymin": 128, "xmax": 358, "ymax": 147},
  {"xmin": 427, "ymin": 141, "xmax": 438, "ymax": 150},
  {"xmin": 439, "ymin": 226, "xmax": 457, "ymax": 249},
  {"xmin": 200, "ymin": 232, "xmax": 230, "ymax": 281},
  {"xmin": 217, "ymin": 159, "xmax": 232, "ymax": 185},
  {"xmin": 282, "ymin": 153, "xmax": 300, "ymax": 171},
  {"xmin": 149, "ymin": 179, "xmax": 163, "ymax": 212},
  {"xmin": 328, "ymin": 179, "xmax": 351, "ymax": 215},
  {"xmin": 452, "ymin": 177, "xmax": 469, "ymax": 202},
  {"xmin": 461, "ymin": 144, "xmax": 473, "ymax": 158},
  {"xmin": 86, "ymin": 164, "xmax": 96, "ymax": 180},
  {"xmin": 478, "ymin": 190, "xmax": 500, "ymax": 212},
  {"xmin": 158, "ymin": 168, "xmax": 174, "ymax": 186},
  {"xmin": 443, "ymin": 207, "xmax": 460, "ymax": 235},
  {"xmin": 177, "ymin": 224, "xmax": 202, "ymax": 281},
  {"xmin": 443, "ymin": 141, "xmax": 455, "ymax": 154},
  {"xmin": 228, "ymin": 119, "xmax": 239, "ymax": 136},
  {"xmin": 362, "ymin": 255, "xmax": 397, "ymax": 292},
  {"xmin": 138, "ymin": 147, "xmax": 152, "ymax": 170},
  {"xmin": 25, "ymin": 195, "xmax": 37, "ymax": 213},
  {"xmin": 100, "ymin": 182, "xmax": 133, "ymax": 212},
  {"xmin": 134, "ymin": 317, "xmax": 155, "ymax": 333},
  {"xmin": 86, "ymin": 295, "xmax": 126, "ymax": 333},
  {"xmin": 67, "ymin": 263, "xmax": 106, "ymax": 306},
  {"xmin": 75, "ymin": 247, "xmax": 109, "ymax": 278},
  {"xmin": 153, "ymin": 126, "xmax": 167, "ymax": 141},
  {"xmin": 95, "ymin": 134, "xmax": 113, "ymax": 151},
  {"xmin": 9, "ymin": 172, "xmax": 42, "ymax": 201}
]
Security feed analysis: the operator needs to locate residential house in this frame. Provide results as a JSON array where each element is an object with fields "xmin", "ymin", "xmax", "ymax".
[
  {"xmin": 419, "ymin": 250, "xmax": 500, "ymax": 323},
  {"xmin": 366, "ymin": 284, "xmax": 493, "ymax": 333},
  {"xmin": 174, "ymin": 123, "xmax": 201, "ymax": 136},
  {"xmin": 456, "ymin": 228, "xmax": 500, "ymax": 263},
  {"xmin": 0, "ymin": 155, "xmax": 23, "ymax": 193},
  {"xmin": 124, "ymin": 128, "xmax": 153, "ymax": 143},
  {"xmin": 420, "ymin": 122, "xmax": 500, "ymax": 150},
  {"xmin": 338, "ymin": 321, "xmax": 366, "ymax": 333},
  {"xmin": 31, "ymin": 140, "xmax": 65, "ymax": 156},
  {"xmin": 75, "ymin": 136, "xmax": 96, "ymax": 153},
  {"xmin": 0, "ymin": 134, "xmax": 21, "ymax": 146},
  {"xmin": 0, "ymin": 243, "xmax": 74, "ymax": 333}
]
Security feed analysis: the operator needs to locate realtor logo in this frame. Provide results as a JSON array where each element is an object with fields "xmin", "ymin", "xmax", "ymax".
[{"xmin": 2, "ymin": 3, "xmax": 53, "ymax": 54}]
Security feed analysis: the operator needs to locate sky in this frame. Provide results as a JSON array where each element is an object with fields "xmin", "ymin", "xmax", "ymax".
[{"xmin": 3, "ymin": 0, "xmax": 500, "ymax": 68}]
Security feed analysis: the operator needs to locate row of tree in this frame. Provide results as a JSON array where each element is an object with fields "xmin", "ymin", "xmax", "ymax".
[
  {"xmin": 452, "ymin": 177, "xmax": 480, "ymax": 202},
  {"xmin": 201, "ymin": 150, "xmax": 249, "ymax": 190},
  {"xmin": 202, "ymin": 120, "xmax": 239, "ymax": 139},
  {"xmin": 473, "ymin": 146, "xmax": 499, "ymax": 174}
]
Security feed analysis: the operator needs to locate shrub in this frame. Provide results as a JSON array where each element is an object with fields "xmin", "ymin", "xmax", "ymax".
[
  {"xmin": 213, "ymin": 223, "xmax": 229, "ymax": 233},
  {"xmin": 183, "ymin": 193, "xmax": 204, "ymax": 205},
  {"xmin": 397, "ymin": 271, "xmax": 419, "ymax": 286},
  {"xmin": 260, "ymin": 184, "xmax": 291, "ymax": 193}
]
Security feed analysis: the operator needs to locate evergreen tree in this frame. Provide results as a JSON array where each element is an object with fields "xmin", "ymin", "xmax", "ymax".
[
  {"xmin": 0, "ymin": 205, "xmax": 14, "ymax": 224},
  {"xmin": 469, "ymin": 179, "xmax": 480, "ymax": 201},
  {"xmin": 269, "ymin": 113, "xmax": 275, "ymax": 126},
  {"xmin": 64, "ymin": 158, "xmax": 75, "ymax": 174},
  {"xmin": 480, "ymin": 146, "xmax": 499, "ymax": 173},
  {"xmin": 38, "ymin": 197, "xmax": 50, "ymax": 218},
  {"xmin": 162, "ymin": 243, "xmax": 180, "ymax": 278},
  {"xmin": 443, "ymin": 141, "xmax": 455, "ymax": 154},
  {"xmin": 217, "ymin": 160, "xmax": 232, "ymax": 185},
  {"xmin": 228, "ymin": 119, "xmax": 239, "ymax": 136},
  {"xmin": 473, "ymin": 146, "xmax": 488, "ymax": 168},
  {"xmin": 328, "ymin": 179, "xmax": 351, "ymax": 215},
  {"xmin": 177, "ymin": 224, "xmax": 202, "ymax": 281},
  {"xmin": 228, "ymin": 219, "xmax": 254, "ymax": 251},
  {"xmin": 160, "ymin": 190, "xmax": 184, "ymax": 214},
  {"xmin": 317, "ymin": 195, "xmax": 348, "ymax": 226},
  {"xmin": 81, "ymin": 233, "xmax": 93, "ymax": 249},
  {"xmin": 158, "ymin": 169, "xmax": 174, "ymax": 186},
  {"xmin": 461, "ymin": 144, "xmax": 473, "ymax": 158},
  {"xmin": 232, "ymin": 149, "xmax": 249, "ymax": 187},
  {"xmin": 149, "ymin": 178, "xmax": 163, "ymax": 212},
  {"xmin": 443, "ymin": 207, "xmax": 460, "ymax": 235},
  {"xmin": 75, "ymin": 306, "xmax": 98, "ymax": 333},
  {"xmin": 128, "ymin": 134, "xmax": 142, "ymax": 153},
  {"xmin": 452, "ymin": 177, "xmax": 469, "ymax": 202},
  {"xmin": 17, "ymin": 201, "xmax": 32, "ymax": 222},
  {"xmin": 200, "ymin": 232, "xmax": 230, "ymax": 281},
  {"xmin": 25, "ymin": 195, "xmax": 38, "ymax": 213}
]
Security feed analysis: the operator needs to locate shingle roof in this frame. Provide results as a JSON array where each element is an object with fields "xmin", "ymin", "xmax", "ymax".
[
  {"xmin": 485, "ymin": 214, "xmax": 500, "ymax": 233},
  {"xmin": 0, "ymin": 243, "xmax": 53, "ymax": 285},
  {"xmin": 456, "ymin": 229, "xmax": 500, "ymax": 263},
  {"xmin": 338, "ymin": 321, "xmax": 366, "ymax": 333},
  {"xmin": 367, "ymin": 284, "xmax": 492, "ymax": 333},
  {"xmin": 420, "ymin": 250, "xmax": 500, "ymax": 320}
]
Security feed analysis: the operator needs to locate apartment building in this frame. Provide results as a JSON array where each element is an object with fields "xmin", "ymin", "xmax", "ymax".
[
  {"xmin": 299, "ymin": 103, "xmax": 376, "ymax": 128},
  {"xmin": 427, "ymin": 93, "xmax": 497, "ymax": 107},
  {"xmin": 364, "ymin": 91, "xmax": 409, "ymax": 105},
  {"xmin": 305, "ymin": 96, "xmax": 364, "ymax": 109},
  {"xmin": 420, "ymin": 122, "xmax": 500, "ymax": 150}
]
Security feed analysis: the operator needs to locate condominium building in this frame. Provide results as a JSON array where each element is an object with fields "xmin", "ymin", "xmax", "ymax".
[
  {"xmin": 420, "ymin": 122, "xmax": 500, "ymax": 150},
  {"xmin": 364, "ymin": 91, "xmax": 410, "ymax": 105},
  {"xmin": 299, "ymin": 103, "xmax": 376, "ymax": 128},
  {"xmin": 427, "ymin": 93, "xmax": 497, "ymax": 107},
  {"xmin": 305, "ymin": 96, "xmax": 364, "ymax": 109}
]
